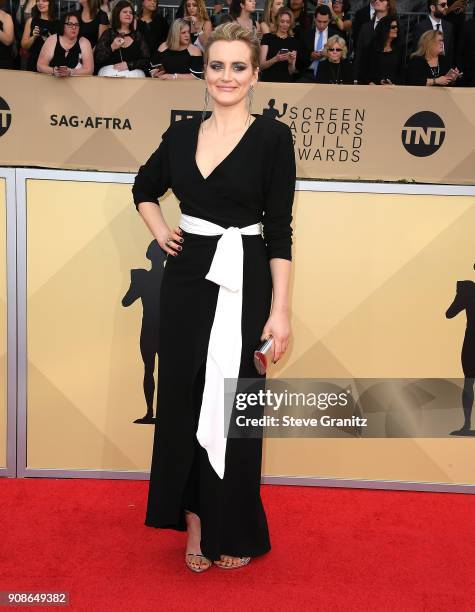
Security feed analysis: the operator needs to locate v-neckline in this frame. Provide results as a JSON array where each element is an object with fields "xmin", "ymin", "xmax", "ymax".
[{"xmin": 194, "ymin": 115, "xmax": 259, "ymax": 181}]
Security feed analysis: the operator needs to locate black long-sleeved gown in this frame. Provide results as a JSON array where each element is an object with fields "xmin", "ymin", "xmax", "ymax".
[{"xmin": 132, "ymin": 114, "xmax": 296, "ymax": 561}]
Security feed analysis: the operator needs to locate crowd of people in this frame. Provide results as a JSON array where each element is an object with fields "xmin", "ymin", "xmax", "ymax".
[{"xmin": 0, "ymin": 0, "xmax": 473, "ymax": 86}]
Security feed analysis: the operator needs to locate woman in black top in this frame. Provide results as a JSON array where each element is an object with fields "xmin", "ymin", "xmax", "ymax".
[
  {"xmin": 259, "ymin": 7, "xmax": 297, "ymax": 82},
  {"xmin": 78, "ymin": 0, "xmax": 109, "ymax": 49},
  {"xmin": 260, "ymin": 0, "xmax": 284, "ymax": 35},
  {"xmin": 182, "ymin": 0, "xmax": 212, "ymax": 52},
  {"xmin": 21, "ymin": 0, "xmax": 57, "ymax": 72},
  {"xmin": 230, "ymin": 0, "xmax": 261, "ymax": 34},
  {"xmin": 136, "ymin": 0, "xmax": 169, "ymax": 55},
  {"xmin": 316, "ymin": 34, "xmax": 353, "ymax": 84},
  {"xmin": 150, "ymin": 18, "xmax": 203, "ymax": 80},
  {"xmin": 95, "ymin": 0, "xmax": 149, "ymax": 77},
  {"xmin": 37, "ymin": 11, "xmax": 94, "ymax": 74},
  {"xmin": 330, "ymin": 0, "xmax": 351, "ymax": 39},
  {"xmin": 134, "ymin": 22, "xmax": 295, "ymax": 573},
  {"xmin": 406, "ymin": 29, "xmax": 460, "ymax": 86},
  {"xmin": 365, "ymin": 15, "xmax": 404, "ymax": 85},
  {"xmin": 0, "ymin": 2, "xmax": 15, "ymax": 69}
]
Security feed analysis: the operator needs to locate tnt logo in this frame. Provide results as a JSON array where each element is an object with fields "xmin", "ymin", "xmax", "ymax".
[
  {"xmin": 401, "ymin": 112, "xmax": 445, "ymax": 157},
  {"xmin": 0, "ymin": 97, "xmax": 12, "ymax": 138}
]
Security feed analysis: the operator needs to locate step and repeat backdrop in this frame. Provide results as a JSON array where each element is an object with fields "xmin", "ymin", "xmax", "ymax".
[
  {"xmin": 0, "ymin": 71, "xmax": 474, "ymax": 184},
  {"xmin": 22, "ymin": 177, "xmax": 475, "ymax": 486},
  {"xmin": 0, "ymin": 72, "xmax": 474, "ymax": 488},
  {"xmin": 0, "ymin": 178, "xmax": 6, "ymax": 471}
]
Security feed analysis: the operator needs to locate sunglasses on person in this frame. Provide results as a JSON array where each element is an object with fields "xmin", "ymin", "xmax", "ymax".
[
  {"xmin": 65, "ymin": 22, "xmax": 80, "ymax": 27},
  {"xmin": 328, "ymin": 47, "xmax": 343, "ymax": 51},
  {"xmin": 438, "ymin": 2, "xmax": 448, "ymax": 7},
  {"xmin": 390, "ymin": 24, "xmax": 398, "ymax": 29}
]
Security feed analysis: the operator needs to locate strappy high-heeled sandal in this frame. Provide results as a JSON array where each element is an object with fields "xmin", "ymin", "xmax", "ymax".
[
  {"xmin": 184, "ymin": 510, "xmax": 212, "ymax": 572},
  {"xmin": 185, "ymin": 552, "xmax": 213, "ymax": 573},
  {"xmin": 213, "ymin": 556, "xmax": 251, "ymax": 569}
]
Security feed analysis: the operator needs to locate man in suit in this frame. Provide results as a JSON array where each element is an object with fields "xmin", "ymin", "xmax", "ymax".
[
  {"xmin": 412, "ymin": 1, "xmax": 454, "ymax": 64},
  {"xmin": 298, "ymin": 4, "xmax": 340, "ymax": 82},
  {"xmin": 354, "ymin": 0, "xmax": 396, "ymax": 82},
  {"xmin": 352, "ymin": 0, "xmax": 377, "ymax": 50}
]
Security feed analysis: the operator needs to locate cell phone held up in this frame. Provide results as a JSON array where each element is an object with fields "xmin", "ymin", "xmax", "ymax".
[{"xmin": 149, "ymin": 62, "xmax": 163, "ymax": 74}]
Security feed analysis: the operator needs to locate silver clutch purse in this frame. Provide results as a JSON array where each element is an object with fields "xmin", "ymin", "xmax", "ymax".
[{"xmin": 253, "ymin": 337, "xmax": 274, "ymax": 375}]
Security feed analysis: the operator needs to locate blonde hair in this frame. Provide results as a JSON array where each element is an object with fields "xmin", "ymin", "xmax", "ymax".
[
  {"xmin": 411, "ymin": 29, "xmax": 443, "ymax": 59},
  {"xmin": 184, "ymin": 0, "xmax": 210, "ymax": 24},
  {"xmin": 275, "ymin": 7, "xmax": 295, "ymax": 36},
  {"xmin": 166, "ymin": 18, "xmax": 191, "ymax": 51},
  {"xmin": 262, "ymin": 0, "xmax": 281, "ymax": 33},
  {"xmin": 324, "ymin": 35, "xmax": 348, "ymax": 60},
  {"xmin": 203, "ymin": 22, "xmax": 260, "ymax": 70}
]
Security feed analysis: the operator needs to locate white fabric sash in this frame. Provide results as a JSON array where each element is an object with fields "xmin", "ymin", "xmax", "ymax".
[{"xmin": 178, "ymin": 213, "xmax": 262, "ymax": 479}]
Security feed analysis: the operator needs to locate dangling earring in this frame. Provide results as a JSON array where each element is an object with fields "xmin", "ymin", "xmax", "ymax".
[
  {"xmin": 201, "ymin": 87, "xmax": 209, "ymax": 131},
  {"xmin": 247, "ymin": 85, "xmax": 254, "ymax": 123}
]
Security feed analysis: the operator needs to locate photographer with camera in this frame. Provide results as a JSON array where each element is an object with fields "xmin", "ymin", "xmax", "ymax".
[{"xmin": 21, "ymin": 0, "xmax": 57, "ymax": 71}]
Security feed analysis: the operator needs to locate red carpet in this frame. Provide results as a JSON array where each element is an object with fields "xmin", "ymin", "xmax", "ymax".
[{"xmin": 1, "ymin": 479, "xmax": 474, "ymax": 611}]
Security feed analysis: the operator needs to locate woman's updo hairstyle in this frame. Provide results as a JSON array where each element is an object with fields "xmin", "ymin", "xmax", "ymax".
[{"xmin": 203, "ymin": 22, "xmax": 260, "ymax": 71}]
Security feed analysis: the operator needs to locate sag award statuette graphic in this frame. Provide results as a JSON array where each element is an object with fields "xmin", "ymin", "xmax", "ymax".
[
  {"xmin": 446, "ymin": 263, "xmax": 475, "ymax": 436},
  {"xmin": 122, "ymin": 241, "xmax": 167, "ymax": 424}
]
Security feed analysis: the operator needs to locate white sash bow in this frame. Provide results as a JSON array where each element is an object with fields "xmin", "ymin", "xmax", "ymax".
[{"xmin": 178, "ymin": 213, "xmax": 262, "ymax": 479}]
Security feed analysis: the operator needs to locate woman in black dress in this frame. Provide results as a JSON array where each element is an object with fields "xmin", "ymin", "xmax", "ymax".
[
  {"xmin": 406, "ymin": 29, "xmax": 460, "ymax": 86},
  {"xmin": 315, "ymin": 34, "xmax": 353, "ymax": 84},
  {"xmin": 259, "ymin": 7, "xmax": 298, "ymax": 82},
  {"xmin": 330, "ymin": 0, "xmax": 351, "ymax": 39},
  {"xmin": 95, "ymin": 0, "xmax": 150, "ymax": 77},
  {"xmin": 136, "ymin": 0, "xmax": 169, "ymax": 56},
  {"xmin": 260, "ymin": 0, "xmax": 284, "ymax": 35},
  {"xmin": 78, "ymin": 0, "xmax": 109, "ymax": 49},
  {"xmin": 230, "ymin": 0, "xmax": 261, "ymax": 34},
  {"xmin": 364, "ymin": 15, "xmax": 404, "ymax": 85},
  {"xmin": 36, "ymin": 11, "xmax": 94, "ymax": 75},
  {"xmin": 182, "ymin": 0, "xmax": 212, "ymax": 52},
  {"xmin": 20, "ymin": 0, "xmax": 57, "ymax": 72},
  {"xmin": 150, "ymin": 18, "xmax": 203, "ymax": 80},
  {"xmin": 133, "ymin": 22, "xmax": 295, "ymax": 572}
]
